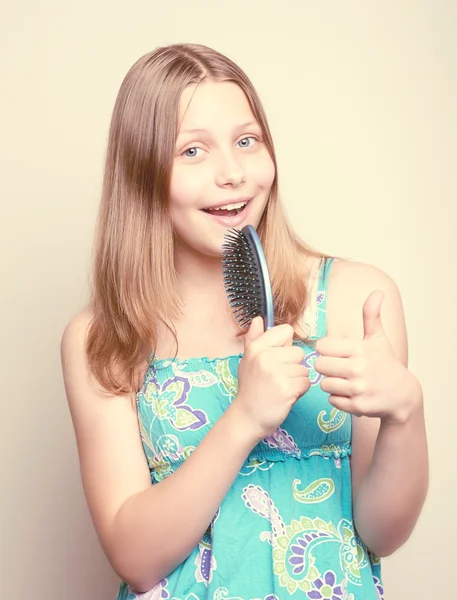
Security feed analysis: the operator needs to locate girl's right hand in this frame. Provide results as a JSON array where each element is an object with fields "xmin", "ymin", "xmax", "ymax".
[{"xmin": 231, "ymin": 316, "xmax": 311, "ymax": 441}]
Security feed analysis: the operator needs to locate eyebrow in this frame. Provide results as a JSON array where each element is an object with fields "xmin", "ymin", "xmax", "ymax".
[{"xmin": 177, "ymin": 120, "xmax": 260, "ymax": 137}]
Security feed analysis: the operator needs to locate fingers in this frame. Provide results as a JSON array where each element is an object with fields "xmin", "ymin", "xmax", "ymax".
[
  {"xmin": 327, "ymin": 395, "xmax": 355, "ymax": 413},
  {"xmin": 284, "ymin": 363, "xmax": 310, "ymax": 378},
  {"xmin": 260, "ymin": 323, "xmax": 295, "ymax": 347},
  {"xmin": 320, "ymin": 376, "xmax": 367, "ymax": 398},
  {"xmin": 246, "ymin": 323, "xmax": 295, "ymax": 356},
  {"xmin": 315, "ymin": 337, "xmax": 362, "ymax": 358},
  {"xmin": 314, "ymin": 355, "xmax": 367, "ymax": 379},
  {"xmin": 265, "ymin": 346, "xmax": 306, "ymax": 365},
  {"xmin": 244, "ymin": 316, "xmax": 265, "ymax": 349},
  {"xmin": 292, "ymin": 376, "xmax": 311, "ymax": 399},
  {"xmin": 327, "ymin": 395, "xmax": 368, "ymax": 417},
  {"xmin": 320, "ymin": 377, "xmax": 351, "ymax": 397}
]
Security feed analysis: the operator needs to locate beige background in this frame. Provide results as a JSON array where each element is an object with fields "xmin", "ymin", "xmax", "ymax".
[{"xmin": 1, "ymin": 1, "xmax": 456, "ymax": 598}]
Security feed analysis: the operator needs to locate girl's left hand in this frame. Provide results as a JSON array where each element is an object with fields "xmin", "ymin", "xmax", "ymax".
[{"xmin": 314, "ymin": 290, "xmax": 421, "ymax": 424}]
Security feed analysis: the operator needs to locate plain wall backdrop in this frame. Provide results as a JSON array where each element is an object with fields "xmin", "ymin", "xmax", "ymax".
[{"xmin": 1, "ymin": 1, "xmax": 456, "ymax": 598}]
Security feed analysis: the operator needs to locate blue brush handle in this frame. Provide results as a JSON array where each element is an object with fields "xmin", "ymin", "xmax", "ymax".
[{"xmin": 242, "ymin": 225, "xmax": 275, "ymax": 330}]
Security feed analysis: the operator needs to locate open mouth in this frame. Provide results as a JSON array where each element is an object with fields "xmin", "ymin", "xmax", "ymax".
[{"xmin": 202, "ymin": 200, "xmax": 250, "ymax": 218}]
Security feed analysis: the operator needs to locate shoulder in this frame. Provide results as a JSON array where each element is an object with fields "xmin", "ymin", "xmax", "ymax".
[
  {"xmin": 326, "ymin": 258, "xmax": 408, "ymax": 360},
  {"xmin": 304, "ymin": 255, "xmax": 399, "ymax": 297},
  {"xmin": 61, "ymin": 307, "xmax": 94, "ymax": 346},
  {"xmin": 61, "ymin": 307, "xmax": 148, "ymax": 394},
  {"xmin": 329, "ymin": 258, "xmax": 399, "ymax": 294},
  {"xmin": 60, "ymin": 307, "xmax": 94, "ymax": 369},
  {"xmin": 60, "ymin": 307, "xmax": 99, "ymax": 411}
]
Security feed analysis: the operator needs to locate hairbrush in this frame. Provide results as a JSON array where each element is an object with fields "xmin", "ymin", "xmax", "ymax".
[{"xmin": 221, "ymin": 224, "xmax": 274, "ymax": 330}]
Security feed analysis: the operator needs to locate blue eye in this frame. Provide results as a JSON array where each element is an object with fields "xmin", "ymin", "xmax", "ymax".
[
  {"xmin": 183, "ymin": 147, "xmax": 203, "ymax": 158},
  {"xmin": 238, "ymin": 136, "xmax": 257, "ymax": 148}
]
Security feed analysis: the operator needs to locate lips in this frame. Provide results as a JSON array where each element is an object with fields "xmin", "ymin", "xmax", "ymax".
[
  {"xmin": 202, "ymin": 197, "xmax": 253, "ymax": 212},
  {"xmin": 202, "ymin": 197, "xmax": 252, "ymax": 226}
]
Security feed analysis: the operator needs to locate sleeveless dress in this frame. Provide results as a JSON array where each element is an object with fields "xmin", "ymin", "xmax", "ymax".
[{"xmin": 115, "ymin": 258, "xmax": 385, "ymax": 600}]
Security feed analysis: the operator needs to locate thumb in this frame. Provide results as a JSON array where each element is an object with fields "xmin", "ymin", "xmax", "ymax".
[
  {"xmin": 363, "ymin": 289, "xmax": 385, "ymax": 338},
  {"xmin": 244, "ymin": 316, "xmax": 265, "ymax": 349}
]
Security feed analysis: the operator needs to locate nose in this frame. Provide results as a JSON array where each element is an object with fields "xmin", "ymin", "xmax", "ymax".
[{"xmin": 215, "ymin": 151, "xmax": 246, "ymax": 188}]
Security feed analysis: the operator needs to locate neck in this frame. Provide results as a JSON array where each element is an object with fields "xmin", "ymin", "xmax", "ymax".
[{"xmin": 174, "ymin": 242, "xmax": 229, "ymax": 308}]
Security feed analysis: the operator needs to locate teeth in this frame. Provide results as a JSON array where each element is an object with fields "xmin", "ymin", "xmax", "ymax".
[{"xmin": 210, "ymin": 201, "xmax": 247, "ymax": 211}]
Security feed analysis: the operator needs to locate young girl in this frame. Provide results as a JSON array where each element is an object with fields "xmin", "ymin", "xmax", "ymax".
[{"xmin": 61, "ymin": 43, "xmax": 428, "ymax": 600}]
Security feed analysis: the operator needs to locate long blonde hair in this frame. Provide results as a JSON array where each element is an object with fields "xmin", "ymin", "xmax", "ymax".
[{"xmin": 87, "ymin": 43, "xmax": 327, "ymax": 394}]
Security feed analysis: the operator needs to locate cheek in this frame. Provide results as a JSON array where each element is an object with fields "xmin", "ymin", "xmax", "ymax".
[
  {"xmin": 248, "ymin": 153, "xmax": 276, "ymax": 189},
  {"xmin": 169, "ymin": 166, "xmax": 206, "ymax": 216}
]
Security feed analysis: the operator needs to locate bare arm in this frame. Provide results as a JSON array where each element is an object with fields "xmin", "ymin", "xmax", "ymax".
[
  {"xmin": 329, "ymin": 262, "xmax": 429, "ymax": 557},
  {"xmin": 353, "ymin": 386, "xmax": 427, "ymax": 557},
  {"xmin": 61, "ymin": 311, "xmax": 307, "ymax": 593},
  {"xmin": 61, "ymin": 311, "xmax": 259, "ymax": 593}
]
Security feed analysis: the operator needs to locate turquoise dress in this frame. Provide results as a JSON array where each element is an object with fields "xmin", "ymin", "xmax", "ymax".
[{"xmin": 115, "ymin": 258, "xmax": 384, "ymax": 600}]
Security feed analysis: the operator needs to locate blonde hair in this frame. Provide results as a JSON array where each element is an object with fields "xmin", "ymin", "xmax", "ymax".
[{"xmin": 87, "ymin": 43, "xmax": 327, "ymax": 394}]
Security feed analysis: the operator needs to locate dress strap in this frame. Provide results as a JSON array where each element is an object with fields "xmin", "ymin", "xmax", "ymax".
[{"xmin": 314, "ymin": 257, "xmax": 335, "ymax": 339}]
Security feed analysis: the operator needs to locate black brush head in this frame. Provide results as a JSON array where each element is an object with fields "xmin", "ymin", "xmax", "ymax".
[{"xmin": 221, "ymin": 226, "xmax": 273, "ymax": 329}]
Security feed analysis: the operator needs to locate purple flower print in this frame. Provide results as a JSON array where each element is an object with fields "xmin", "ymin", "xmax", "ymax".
[
  {"xmin": 373, "ymin": 576, "xmax": 385, "ymax": 600},
  {"xmin": 162, "ymin": 376, "xmax": 208, "ymax": 430},
  {"xmin": 302, "ymin": 351, "xmax": 323, "ymax": 385},
  {"xmin": 307, "ymin": 571, "xmax": 344, "ymax": 599},
  {"xmin": 146, "ymin": 372, "xmax": 208, "ymax": 431}
]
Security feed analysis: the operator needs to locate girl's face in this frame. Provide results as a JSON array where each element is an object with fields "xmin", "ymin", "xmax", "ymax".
[{"xmin": 169, "ymin": 80, "xmax": 275, "ymax": 258}]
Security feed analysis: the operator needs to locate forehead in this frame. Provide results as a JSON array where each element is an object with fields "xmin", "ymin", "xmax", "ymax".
[{"xmin": 177, "ymin": 80, "xmax": 257, "ymax": 133}]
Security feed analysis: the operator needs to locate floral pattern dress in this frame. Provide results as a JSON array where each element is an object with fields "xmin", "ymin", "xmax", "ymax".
[{"xmin": 115, "ymin": 258, "xmax": 384, "ymax": 600}]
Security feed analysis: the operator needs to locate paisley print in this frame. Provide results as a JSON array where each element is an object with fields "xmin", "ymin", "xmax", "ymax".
[{"xmin": 115, "ymin": 259, "xmax": 383, "ymax": 600}]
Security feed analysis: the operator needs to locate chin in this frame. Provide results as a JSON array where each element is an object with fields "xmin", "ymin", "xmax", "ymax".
[
  {"xmin": 174, "ymin": 233, "xmax": 223, "ymax": 260},
  {"xmin": 199, "ymin": 241, "xmax": 225, "ymax": 259}
]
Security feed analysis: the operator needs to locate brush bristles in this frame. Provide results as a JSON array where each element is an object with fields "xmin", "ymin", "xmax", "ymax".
[{"xmin": 221, "ymin": 228, "xmax": 265, "ymax": 328}]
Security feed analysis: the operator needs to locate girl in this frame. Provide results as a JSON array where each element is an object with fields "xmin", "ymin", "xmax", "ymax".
[{"xmin": 61, "ymin": 43, "xmax": 428, "ymax": 600}]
